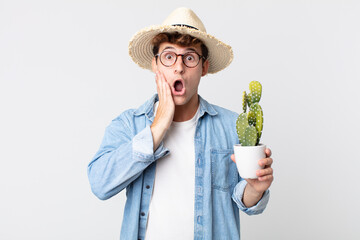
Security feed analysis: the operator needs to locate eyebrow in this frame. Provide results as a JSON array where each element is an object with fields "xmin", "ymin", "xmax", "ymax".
[{"xmin": 162, "ymin": 46, "xmax": 198, "ymax": 52}]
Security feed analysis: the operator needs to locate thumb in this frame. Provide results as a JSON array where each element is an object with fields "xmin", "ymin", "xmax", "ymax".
[{"xmin": 231, "ymin": 154, "xmax": 235, "ymax": 163}]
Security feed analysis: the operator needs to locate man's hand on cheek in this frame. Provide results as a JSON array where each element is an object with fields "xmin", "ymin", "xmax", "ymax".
[
  {"xmin": 155, "ymin": 71, "xmax": 175, "ymax": 126},
  {"xmin": 150, "ymin": 71, "xmax": 175, "ymax": 151}
]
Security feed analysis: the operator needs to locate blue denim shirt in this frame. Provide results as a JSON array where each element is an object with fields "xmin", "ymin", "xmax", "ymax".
[{"xmin": 88, "ymin": 94, "xmax": 269, "ymax": 240}]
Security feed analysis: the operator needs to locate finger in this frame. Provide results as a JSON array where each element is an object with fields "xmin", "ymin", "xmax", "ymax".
[
  {"xmin": 164, "ymin": 80, "xmax": 172, "ymax": 96},
  {"xmin": 258, "ymin": 157, "xmax": 273, "ymax": 167},
  {"xmin": 155, "ymin": 71, "xmax": 159, "ymax": 84},
  {"xmin": 265, "ymin": 148, "xmax": 272, "ymax": 158},
  {"xmin": 158, "ymin": 71, "xmax": 167, "ymax": 85},
  {"xmin": 158, "ymin": 71, "xmax": 171, "ymax": 96},
  {"xmin": 256, "ymin": 167, "xmax": 273, "ymax": 177},
  {"xmin": 230, "ymin": 154, "xmax": 235, "ymax": 163},
  {"xmin": 155, "ymin": 71, "xmax": 161, "ymax": 93},
  {"xmin": 158, "ymin": 72, "xmax": 168, "ymax": 98},
  {"xmin": 258, "ymin": 174, "xmax": 274, "ymax": 182}
]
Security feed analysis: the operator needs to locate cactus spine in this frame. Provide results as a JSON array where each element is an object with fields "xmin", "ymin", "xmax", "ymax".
[{"xmin": 236, "ymin": 81, "xmax": 264, "ymax": 146}]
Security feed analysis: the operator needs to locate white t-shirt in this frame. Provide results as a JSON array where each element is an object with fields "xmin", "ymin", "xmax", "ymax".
[{"xmin": 145, "ymin": 102, "xmax": 200, "ymax": 240}]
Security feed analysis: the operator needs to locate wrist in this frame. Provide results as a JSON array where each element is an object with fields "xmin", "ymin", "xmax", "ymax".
[
  {"xmin": 242, "ymin": 184, "xmax": 264, "ymax": 207},
  {"xmin": 246, "ymin": 183, "xmax": 265, "ymax": 197},
  {"xmin": 150, "ymin": 122, "xmax": 169, "ymax": 152},
  {"xmin": 151, "ymin": 119, "xmax": 170, "ymax": 133}
]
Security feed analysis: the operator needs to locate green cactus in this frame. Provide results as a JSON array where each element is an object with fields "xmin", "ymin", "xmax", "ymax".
[
  {"xmin": 244, "ymin": 125, "xmax": 257, "ymax": 146},
  {"xmin": 236, "ymin": 81, "xmax": 264, "ymax": 146},
  {"xmin": 236, "ymin": 113, "xmax": 248, "ymax": 145},
  {"xmin": 242, "ymin": 91, "xmax": 247, "ymax": 113},
  {"xmin": 249, "ymin": 81, "xmax": 262, "ymax": 103},
  {"xmin": 246, "ymin": 94, "xmax": 252, "ymax": 108},
  {"xmin": 252, "ymin": 103, "xmax": 263, "ymax": 144},
  {"xmin": 247, "ymin": 110, "xmax": 256, "ymax": 126}
]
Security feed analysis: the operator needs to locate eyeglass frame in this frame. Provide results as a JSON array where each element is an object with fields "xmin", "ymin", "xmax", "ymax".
[{"xmin": 155, "ymin": 50, "xmax": 206, "ymax": 68}]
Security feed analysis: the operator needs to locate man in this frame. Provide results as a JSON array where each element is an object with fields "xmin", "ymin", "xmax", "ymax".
[{"xmin": 88, "ymin": 7, "xmax": 273, "ymax": 240}]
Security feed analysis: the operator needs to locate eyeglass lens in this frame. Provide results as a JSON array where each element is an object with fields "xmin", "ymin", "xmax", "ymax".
[{"xmin": 160, "ymin": 51, "xmax": 200, "ymax": 68}]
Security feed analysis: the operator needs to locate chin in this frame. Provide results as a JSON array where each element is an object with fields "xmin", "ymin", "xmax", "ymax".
[
  {"xmin": 173, "ymin": 96, "xmax": 188, "ymax": 106},
  {"xmin": 173, "ymin": 93, "xmax": 198, "ymax": 107}
]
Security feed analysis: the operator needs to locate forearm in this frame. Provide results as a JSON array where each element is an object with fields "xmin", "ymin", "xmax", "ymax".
[
  {"xmin": 150, "ymin": 121, "xmax": 169, "ymax": 152},
  {"xmin": 88, "ymin": 121, "xmax": 169, "ymax": 200},
  {"xmin": 88, "ymin": 140, "xmax": 150, "ymax": 200}
]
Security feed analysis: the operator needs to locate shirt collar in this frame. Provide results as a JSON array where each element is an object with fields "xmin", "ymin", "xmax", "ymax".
[{"xmin": 133, "ymin": 94, "xmax": 218, "ymax": 120}]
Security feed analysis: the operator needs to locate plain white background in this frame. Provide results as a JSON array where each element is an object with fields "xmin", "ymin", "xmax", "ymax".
[{"xmin": 1, "ymin": 0, "xmax": 359, "ymax": 239}]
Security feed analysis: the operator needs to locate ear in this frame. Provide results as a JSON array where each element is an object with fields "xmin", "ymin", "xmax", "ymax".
[
  {"xmin": 151, "ymin": 57, "xmax": 158, "ymax": 73},
  {"xmin": 201, "ymin": 60, "xmax": 209, "ymax": 76}
]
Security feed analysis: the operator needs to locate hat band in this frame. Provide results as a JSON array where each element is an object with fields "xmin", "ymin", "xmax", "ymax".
[{"xmin": 172, "ymin": 24, "xmax": 198, "ymax": 30}]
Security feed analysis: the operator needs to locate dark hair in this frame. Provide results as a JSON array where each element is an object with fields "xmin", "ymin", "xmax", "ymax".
[{"xmin": 151, "ymin": 32, "xmax": 209, "ymax": 61}]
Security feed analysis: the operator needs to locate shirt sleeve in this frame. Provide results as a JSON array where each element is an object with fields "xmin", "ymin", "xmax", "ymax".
[
  {"xmin": 87, "ymin": 113, "xmax": 169, "ymax": 200},
  {"xmin": 132, "ymin": 123, "xmax": 169, "ymax": 161},
  {"xmin": 231, "ymin": 180, "xmax": 270, "ymax": 215}
]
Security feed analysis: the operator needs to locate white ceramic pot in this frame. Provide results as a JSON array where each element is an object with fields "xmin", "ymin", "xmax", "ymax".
[{"xmin": 233, "ymin": 144, "xmax": 266, "ymax": 179}]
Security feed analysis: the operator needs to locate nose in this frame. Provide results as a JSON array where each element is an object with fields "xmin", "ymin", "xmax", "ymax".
[{"xmin": 173, "ymin": 56, "xmax": 185, "ymax": 74}]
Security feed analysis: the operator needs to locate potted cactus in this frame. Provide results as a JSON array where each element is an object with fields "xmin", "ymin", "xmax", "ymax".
[{"xmin": 234, "ymin": 81, "xmax": 266, "ymax": 179}]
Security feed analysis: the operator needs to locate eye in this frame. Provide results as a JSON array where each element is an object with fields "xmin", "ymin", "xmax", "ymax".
[
  {"xmin": 163, "ymin": 52, "xmax": 175, "ymax": 60},
  {"xmin": 185, "ymin": 54, "xmax": 195, "ymax": 62}
]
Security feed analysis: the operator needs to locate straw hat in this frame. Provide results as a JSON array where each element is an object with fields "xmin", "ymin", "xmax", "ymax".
[{"xmin": 128, "ymin": 7, "xmax": 233, "ymax": 74}]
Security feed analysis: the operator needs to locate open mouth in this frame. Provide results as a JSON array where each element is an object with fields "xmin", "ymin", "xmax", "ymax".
[{"xmin": 172, "ymin": 79, "xmax": 185, "ymax": 95}]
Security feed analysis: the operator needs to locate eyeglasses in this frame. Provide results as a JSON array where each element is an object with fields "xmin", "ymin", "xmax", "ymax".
[{"xmin": 155, "ymin": 51, "xmax": 205, "ymax": 68}]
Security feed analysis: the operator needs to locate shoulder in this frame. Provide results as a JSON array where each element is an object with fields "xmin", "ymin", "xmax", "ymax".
[
  {"xmin": 204, "ymin": 101, "xmax": 239, "ymax": 125},
  {"xmin": 113, "ymin": 108, "xmax": 137, "ymax": 122},
  {"xmin": 201, "ymin": 99, "xmax": 239, "ymax": 130},
  {"xmin": 212, "ymin": 105, "xmax": 238, "ymax": 134},
  {"xmin": 200, "ymin": 100, "xmax": 240, "ymax": 144},
  {"xmin": 112, "ymin": 94, "xmax": 157, "ymax": 123},
  {"xmin": 101, "ymin": 109, "xmax": 138, "ymax": 139},
  {"xmin": 212, "ymin": 104, "xmax": 239, "ymax": 119},
  {"xmin": 199, "ymin": 95, "xmax": 238, "ymax": 121}
]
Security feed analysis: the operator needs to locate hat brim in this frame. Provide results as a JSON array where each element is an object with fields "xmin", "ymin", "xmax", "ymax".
[{"xmin": 128, "ymin": 25, "xmax": 233, "ymax": 74}]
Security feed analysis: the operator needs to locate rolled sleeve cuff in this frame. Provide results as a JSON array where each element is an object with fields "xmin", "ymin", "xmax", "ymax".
[
  {"xmin": 132, "ymin": 125, "xmax": 169, "ymax": 162},
  {"xmin": 232, "ymin": 180, "xmax": 270, "ymax": 215}
]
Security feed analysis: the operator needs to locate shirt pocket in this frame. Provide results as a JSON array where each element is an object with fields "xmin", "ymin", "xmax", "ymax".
[{"xmin": 210, "ymin": 149, "xmax": 238, "ymax": 192}]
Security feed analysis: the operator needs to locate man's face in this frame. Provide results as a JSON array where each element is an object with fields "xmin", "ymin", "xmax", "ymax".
[{"xmin": 152, "ymin": 42, "xmax": 209, "ymax": 106}]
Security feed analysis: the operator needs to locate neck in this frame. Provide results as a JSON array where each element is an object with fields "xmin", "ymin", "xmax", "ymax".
[{"xmin": 173, "ymin": 95, "xmax": 199, "ymax": 122}]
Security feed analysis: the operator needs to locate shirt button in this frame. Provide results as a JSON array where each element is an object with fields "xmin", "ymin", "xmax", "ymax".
[
  {"xmin": 141, "ymin": 212, "xmax": 145, "ymax": 216},
  {"xmin": 146, "ymin": 185, "xmax": 150, "ymax": 189}
]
